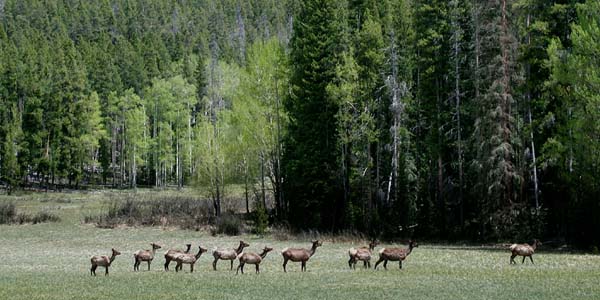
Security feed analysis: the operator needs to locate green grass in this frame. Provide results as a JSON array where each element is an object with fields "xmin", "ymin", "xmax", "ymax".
[{"xmin": 1, "ymin": 191, "xmax": 599, "ymax": 300}]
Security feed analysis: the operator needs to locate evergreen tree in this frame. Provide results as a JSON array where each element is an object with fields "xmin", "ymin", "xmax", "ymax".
[
  {"xmin": 546, "ymin": 0, "xmax": 600, "ymax": 245},
  {"xmin": 283, "ymin": 0, "xmax": 349, "ymax": 230},
  {"xmin": 472, "ymin": 0, "xmax": 522, "ymax": 239}
]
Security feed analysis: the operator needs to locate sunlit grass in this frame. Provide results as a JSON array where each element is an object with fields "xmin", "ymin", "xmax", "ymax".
[{"xmin": 1, "ymin": 191, "xmax": 599, "ymax": 300}]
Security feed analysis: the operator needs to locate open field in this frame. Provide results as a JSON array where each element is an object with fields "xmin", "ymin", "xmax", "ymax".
[{"xmin": 1, "ymin": 191, "xmax": 599, "ymax": 300}]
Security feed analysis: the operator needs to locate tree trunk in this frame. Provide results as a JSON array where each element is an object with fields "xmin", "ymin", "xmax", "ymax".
[
  {"xmin": 451, "ymin": 0, "xmax": 464, "ymax": 226},
  {"xmin": 261, "ymin": 153, "xmax": 267, "ymax": 210}
]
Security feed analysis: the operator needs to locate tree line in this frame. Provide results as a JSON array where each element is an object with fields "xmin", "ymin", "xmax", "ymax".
[{"xmin": 0, "ymin": 0, "xmax": 598, "ymax": 246}]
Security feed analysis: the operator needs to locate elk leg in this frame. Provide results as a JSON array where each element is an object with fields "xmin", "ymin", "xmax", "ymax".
[
  {"xmin": 363, "ymin": 261, "xmax": 367, "ymax": 269},
  {"xmin": 230, "ymin": 260, "xmax": 234, "ymax": 270},
  {"xmin": 164, "ymin": 258, "xmax": 170, "ymax": 271},
  {"xmin": 399, "ymin": 261, "xmax": 403, "ymax": 269},
  {"xmin": 283, "ymin": 258, "xmax": 288, "ymax": 272},
  {"xmin": 190, "ymin": 263, "xmax": 194, "ymax": 273},
  {"xmin": 383, "ymin": 260, "xmax": 388, "ymax": 270},
  {"xmin": 301, "ymin": 261, "xmax": 306, "ymax": 272},
  {"xmin": 374, "ymin": 258, "xmax": 383, "ymax": 270},
  {"xmin": 529, "ymin": 256, "xmax": 534, "ymax": 264},
  {"xmin": 522, "ymin": 256, "xmax": 526, "ymax": 264},
  {"xmin": 91, "ymin": 265, "xmax": 96, "ymax": 276},
  {"xmin": 175, "ymin": 262, "xmax": 181, "ymax": 272},
  {"xmin": 256, "ymin": 264, "xmax": 259, "ymax": 274},
  {"xmin": 213, "ymin": 258, "xmax": 218, "ymax": 271},
  {"xmin": 147, "ymin": 261, "xmax": 151, "ymax": 271},
  {"xmin": 510, "ymin": 254, "xmax": 516, "ymax": 264},
  {"xmin": 105, "ymin": 266, "xmax": 109, "ymax": 276},
  {"xmin": 348, "ymin": 257, "xmax": 354, "ymax": 269}
]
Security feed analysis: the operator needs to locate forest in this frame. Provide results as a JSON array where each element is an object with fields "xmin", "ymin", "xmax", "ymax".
[{"xmin": 0, "ymin": 0, "xmax": 598, "ymax": 246}]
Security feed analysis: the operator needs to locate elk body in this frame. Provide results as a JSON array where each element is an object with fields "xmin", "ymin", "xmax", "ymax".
[
  {"xmin": 133, "ymin": 243, "xmax": 161, "ymax": 271},
  {"xmin": 374, "ymin": 240, "xmax": 418, "ymax": 270},
  {"xmin": 281, "ymin": 240, "xmax": 322, "ymax": 272},
  {"xmin": 90, "ymin": 248, "xmax": 121, "ymax": 276},
  {"xmin": 212, "ymin": 240, "xmax": 250, "ymax": 271},
  {"xmin": 174, "ymin": 246, "xmax": 207, "ymax": 273},
  {"xmin": 348, "ymin": 240, "xmax": 379, "ymax": 269},
  {"xmin": 510, "ymin": 239, "xmax": 541, "ymax": 264},
  {"xmin": 236, "ymin": 246, "xmax": 273, "ymax": 274},
  {"xmin": 164, "ymin": 243, "xmax": 192, "ymax": 271}
]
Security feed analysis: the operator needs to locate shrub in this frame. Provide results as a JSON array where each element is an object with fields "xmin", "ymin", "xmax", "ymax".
[
  {"xmin": 0, "ymin": 202, "xmax": 17, "ymax": 224},
  {"xmin": 213, "ymin": 213, "xmax": 242, "ymax": 236},
  {"xmin": 86, "ymin": 194, "xmax": 213, "ymax": 229},
  {"xmin": 253, "ymin": 201, "xmax": 268, "ymax": 235},
  {"xmin": 31, "ymin": 211, "xmax": 60, "ymax": 224},
  {"xmin": 0, "ymin": 203, "xmax": 59, "ymax": 224}
]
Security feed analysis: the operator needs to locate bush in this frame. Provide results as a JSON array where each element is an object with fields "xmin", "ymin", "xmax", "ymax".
[
  {"xmin": 0, "ymin": 202, "xmax": 17, "ymax": 224},
  {"xmin": 0, "ymin": 202, "xmax": 59, "ymax": 224},
  {"xmin": 86, "ymin": 195, "xmax": 213, "ymax": 229},
  {"xmin": 213, "ymin": 213, "xmax": 242, "ymax": 236},
  {"xmin": 31, "ymin": 211, "xmax": 61, "ymax": 224},
  {"xmin": 253, "ymin": 201, "xmax": 268, "ymax": 235}
]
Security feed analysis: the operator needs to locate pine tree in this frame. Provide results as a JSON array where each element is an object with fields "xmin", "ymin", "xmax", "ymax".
[
  {"xmin": 546, "ymin": 0, "xmax": 600, "ymax": 245},
  {"xmin": 283, "ymin": 0, "xmax": 349, "ymax": 230},
  {"xmin": 472, "ymin": 0, "xmax": 522, "ymax": 239}
]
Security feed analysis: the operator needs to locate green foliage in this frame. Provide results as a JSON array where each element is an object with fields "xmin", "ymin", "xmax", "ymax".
[
  {"xmin": 0, "ymin": 202, "xmax": 59, "ymax": 224},
  {"xmin": 253, "ymin": 200, "xmax": 269, "ymax": 235},
  {"xmin": 213, "ymin": 213, "xmax": 243, "ymax": 236},
  {"xmin": 0, "ymin": 0, "xmax": 598, "ymax": 246},
  {"xmin": 0, "ymin": 202, "xmax": 17, "ymax": 224},
  {"xmin": 544, "ymin": 0, "xmax": 600, "ymax": 246}
]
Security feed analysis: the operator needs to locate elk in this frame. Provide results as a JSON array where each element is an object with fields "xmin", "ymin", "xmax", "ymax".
[
  {"xmin": 281, "ymin": 240, "xmax": 322, "ymax": 272},
  {"xmin": 348, "ymin": 239, "xmax": 379, "ymax": 269},
  {"xmin": 374, "ymin": 240, "xmax": 418, "ymax": 270},
  {"xmin": 510, "ymin": 239, "xmax": 542, "ymax": 264},
  {"xmin": 164, "ymin": 243, "xmax": 192, "ymax": 271},
  {"xmin": 236, "ymin": 246, "xmax": 273, "ymax": 275},
  {"xmin": 90, "ymin": 248, "xmax": 121, "ymax": 276},
  {"xmin": 133, "ymin": 243, "xmax": 161, "ymax": 271},
  {"xmin": 212, "ymin": 240, "xmax": 250, "ymax": 271},
  {"xmin": 174, "ymin": 245, "xmax": 207, "ymax": 273}
]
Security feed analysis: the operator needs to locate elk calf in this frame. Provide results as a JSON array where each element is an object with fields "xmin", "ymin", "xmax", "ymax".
[
  {"xmin": 164, "ymin": 243, "xmax": 192, "ymax": 271},
  {"xmin": 281, "ymin": 240, "xmax": 322, "ymax": 272},
  {"xmin": 133, "ymin": 243, "xmax": 161, "ymax": 271},
  {"xmin": 348, "ymin": 239, "xmax": 378, "ymax": 269},
  {"xmin": 175, "ymin": 246, "xmax": 207, "ymax": 273},
  {"xmin": 90, "ymin": 248, "xmax": 121, "ymax": 276},
  {"xmin": 212, "ymin": 240, "xmax": 250, "ymax": 271},
  {"xmin": 236, "ymin": 246, "xmax": 273, "ymax": 275},
  {"xmin": 374, "ymin": 240, "xmax": 418, "ymax": 270},
  {"xmin": 510, "ymin": 239, "xmax": 541, "ymax": 264}
]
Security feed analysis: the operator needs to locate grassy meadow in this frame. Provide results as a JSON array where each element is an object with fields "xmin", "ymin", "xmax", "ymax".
[{"xmin": 0, "ymin": 190, "xmax": 599, "ymax": 300}]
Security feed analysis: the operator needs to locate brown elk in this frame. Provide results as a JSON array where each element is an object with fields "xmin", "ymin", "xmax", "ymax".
[
  {"xmin": 510, "ymin": 239, "xmax": 542, "ymax": 264},
  {"xmin": 174, "ymin": 245, "xmax": 207, "ymax": 273},
  {"xmin": 90, "ymin": 248, "xmax": 121, "ymax": 276},
  {"xmin": 212, "ymin": 240, "xmax": 250, "ymax": 271},
  {"xmin": 133, "ymin": 243, "xmax": 161, "ymax": 271},
  {"xmin": 164, "ymin": 243, "xmax": 192, "ymax": 271},
  {"xmin": 348, "ymin": 239, "xmax": 379, "ymax": 269},
  {"xmin": 281, "ymin": 240, "xmax": 322, "ymax": 272},
  {"xmin": 374, "ymin": 240, "xmax": 418, "ymax": 270},
  {"xmin": 236, "ymin": 246, "xmax": 274, "ymax": 274}
]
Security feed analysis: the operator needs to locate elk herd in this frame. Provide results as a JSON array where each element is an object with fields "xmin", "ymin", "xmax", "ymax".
[{"xmin": 90, "ymin": 238, "xmax": 542, "ymax": 276}]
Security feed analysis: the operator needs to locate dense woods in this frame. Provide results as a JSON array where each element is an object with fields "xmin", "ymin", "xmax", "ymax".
[{"xmin": 0, "ymin": 0, "xmax": 598, "ymax": 246}]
